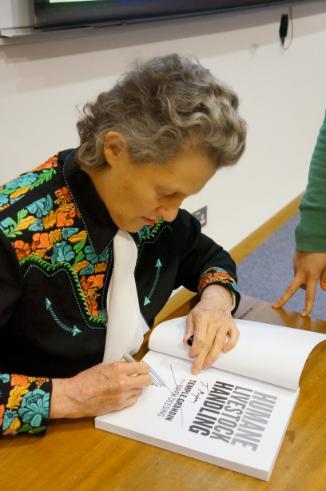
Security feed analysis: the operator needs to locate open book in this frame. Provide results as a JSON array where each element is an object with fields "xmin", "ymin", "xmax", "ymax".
[{"xmin": 95, "ymin": 317, "xmax": 325, "ymax": 481}]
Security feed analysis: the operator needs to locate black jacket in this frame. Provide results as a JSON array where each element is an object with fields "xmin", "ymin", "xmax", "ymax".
[{"xmin": 0, "ymin": 149, "xmax": 239, "ymax": 435}]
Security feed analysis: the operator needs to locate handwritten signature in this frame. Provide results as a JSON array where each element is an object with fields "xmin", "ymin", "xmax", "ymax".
[{"xmin": 190, "ymin": 381, "xmax": 209, "ymax": 403}]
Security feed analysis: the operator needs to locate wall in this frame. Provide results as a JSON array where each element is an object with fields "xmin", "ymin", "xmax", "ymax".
[{"xmin": 0, "ymin": 1, "xmax": 325, "ymax": 250}]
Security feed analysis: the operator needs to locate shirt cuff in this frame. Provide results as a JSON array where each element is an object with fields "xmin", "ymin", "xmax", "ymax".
[
  {"xmin": 198, "ymin": 267, "xmax": 240, "ymax": 313},
  {"xmin": 0, "ymin": 373, "xmax": 52, "ymax": 436}
]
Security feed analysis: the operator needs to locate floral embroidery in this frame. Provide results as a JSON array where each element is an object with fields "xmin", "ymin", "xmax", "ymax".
[
  {"xmin": 11, "ymin": 374, "xmax": 29, "ymax": 386},
  {"xmin": 138, "ymin": 218, "xmax": 165, "ymax": 242},
  {"xmin": 32, "ymin": 232, "xmax": 51, "ymax": 251},
  {"xmin": 54, "ymin": 186, "xmax": 72, "ymax": 205},
  {"xmin": 52, "ymin": 241, "xmax": 75, "ymax": 263},
  {"xmin": 0, "ymin": 157, "xmax": 111, "ymax": 324},
  {"xmin": 0, "ymin": 210, "xmax": 36, "ymax": 238},
  {"xmin": 6, "ymin": 173, "xmax": 38, "ymax": 191},
  {"xmin": 35, "ymin": 155, "xmax": 58, "ymax": 171},
  {"xmin": 0, "ymin": 155, "xmax": 167, "ymax": 326},
  {"xmin": 55, "ymin": 203, "xmax": 77, "ymax": 227},
  {"xmin": 0, "ymin": 194, "xmax": 9, "ymax": 208},
  {"xmin": 80, "ymin": 274, "xmax": 105, "ymax": 317},
  {"xmin": 0, "ymin": 374, "xmax": 10, "ymax": 383},
  {"xmin": 198, "ymin": 267, "xmax": 239, "ymax": 295},
  {"xmin": 0, "ymin": 155, "xmax": 58, "ymax": 213},
  {"xmin": 2, "ymin": 409, "xmax": 19, "ymax": 433},
  {"xmin": 27, "ymin": 195, "xmax": 53, "ymax": 218},
  {"xmin": 13, "ymin": 240, "xmax": 32, "ymax": 260},
  {"xmin": 18, "ymin": 389, "xmax": 50, "ymax": 428},
  {"xmin": 0, "ymin": 374, "xmax": 51, "ymax": 436},
  {"xmin": 7, "ymin": 385, "xmax": 29, "ymax": 410}
]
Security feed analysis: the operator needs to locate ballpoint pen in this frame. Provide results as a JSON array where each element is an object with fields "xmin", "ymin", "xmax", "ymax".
[{"xmin": 123, "ymin": 352, "xmax": 166, "ymax": 387}]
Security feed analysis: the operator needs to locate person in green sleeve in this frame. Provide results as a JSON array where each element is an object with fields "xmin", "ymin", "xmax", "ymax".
[{"xmin": 274, "ymin": 112, "xmax": 326, "ymax": 316}]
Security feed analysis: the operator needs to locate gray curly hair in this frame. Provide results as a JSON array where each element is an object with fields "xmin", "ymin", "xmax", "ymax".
[{"xmin": 77, "ymin": 54, "xmax": 246, "ymax": 168}]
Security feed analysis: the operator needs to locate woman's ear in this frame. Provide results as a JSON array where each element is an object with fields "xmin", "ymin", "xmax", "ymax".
[{"xmin": 103, "ymin": 131, "xmax": 127, "ymax": 166}]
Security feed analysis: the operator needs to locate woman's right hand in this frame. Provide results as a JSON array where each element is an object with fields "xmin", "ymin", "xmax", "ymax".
[
  {"xmin": 273, "ymin": 250, "xmax": 326, "ymax": 316},
  {"xmin": 50, "ymin": 360, "xmax": 151, "ymax": 419}
]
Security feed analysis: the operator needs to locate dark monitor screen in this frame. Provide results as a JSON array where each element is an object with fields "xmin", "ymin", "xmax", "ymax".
[{"xmin": 34, "ymin": 0, "xmax": 308, "ymax": 29}]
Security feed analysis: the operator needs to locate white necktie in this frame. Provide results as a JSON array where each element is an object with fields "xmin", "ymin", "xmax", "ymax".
[{"xmin": 103, "ymin": 230, "xmax": 144, "ymax": 362}]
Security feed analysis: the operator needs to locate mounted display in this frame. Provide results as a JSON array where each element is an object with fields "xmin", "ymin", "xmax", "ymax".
[{"xmin": 34, "ymin": 0, "xmax": 307, "ymax": 29}]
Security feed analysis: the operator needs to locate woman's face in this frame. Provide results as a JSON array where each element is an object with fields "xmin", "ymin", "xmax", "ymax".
[{"xmin": 89, "ymin": 136, "xmax": 217, "ymax": 232}]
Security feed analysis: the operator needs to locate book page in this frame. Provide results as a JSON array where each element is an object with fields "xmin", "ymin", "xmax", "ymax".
[
  {"xmin": 148, "ymin": 316, "xmax": 326, "ymax": 390},
  {"xmin": 96, "ymin": 351, "xmax": 300, "ymax": 480}
]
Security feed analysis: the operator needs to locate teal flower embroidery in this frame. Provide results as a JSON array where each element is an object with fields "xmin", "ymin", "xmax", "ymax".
[
  {"xmin": 0, "ymin": 208, "xmax": 38, "ymax": 238},
  {"xmin": 0, "ymin": 216, "xmax": 24, "ymax": 238},
  {"xmin": 27, "ymin": 195, "xmax": 53, "ymax": 218},
  {"xmin": 99, "ymin": 247, "xmax": 110, "ymax": 262},
  {"xmin": 138, "ymin": 219, "xmax": 164, "ymax": 241},
  {"xmin": 52, "ymin": 241, "xmax": 75, "ymax": 264},
  {"xmin": 85, "ymin": 245, "xmax": 110, "ymax": 264},
  {"xmin": 138, "ymin": 226, "xmax": 151, "ymax": 239},
  {"xmin": 79, "ymin": 265, "xmax": 94, "ymax": 275},
  {"xmin": 62, "ymin": 227, "xmax": 79, "ymax": 240},
  {"xmin": 84, "ymin": 245, "xmax": 97, "ymax": 264},
  {"xmin": 6, "ymin": 172, "xmax": 38, "ymax": 190},
  {"xmin": 0, "ymin": 193, "xmax": 9, "ymax": 207},
  {"xmin": 0, "ymin": 373, "xmax": 10, "ymax": 383},
  {"xmin": 2, "ymin": 409, "xmax": 18, "ymax": 431},
  {"xmin": 29, "ymin": 218, "xmax": 44, "ymax": 232},
  {"xmin": 18, "ymin": 389, "xmax": 50, "ymax": 428},
  {"xmin": 0, "ymin": 216, "xmax": 16, "ymax": 231}
]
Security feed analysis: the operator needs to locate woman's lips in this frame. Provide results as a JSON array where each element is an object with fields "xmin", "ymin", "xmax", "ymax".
[{"xmin": 142, "ymin": 216, "xmax": 156, "ymax": 225}]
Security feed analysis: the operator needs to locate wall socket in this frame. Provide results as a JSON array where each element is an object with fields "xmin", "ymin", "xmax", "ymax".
[{"xmin": 192, "ymin": 205, "xmax": 207, "ymax": 227}]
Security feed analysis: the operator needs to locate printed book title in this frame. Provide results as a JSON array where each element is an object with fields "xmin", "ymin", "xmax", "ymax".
[{"xmin": 157, "ymin": 378, "xmax": 277, "ymax": 452}]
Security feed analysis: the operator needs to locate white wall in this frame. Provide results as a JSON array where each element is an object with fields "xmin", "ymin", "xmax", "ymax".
[{"xmin": 0, "ymin": 1, "xmax": 325, "ymax": 249}]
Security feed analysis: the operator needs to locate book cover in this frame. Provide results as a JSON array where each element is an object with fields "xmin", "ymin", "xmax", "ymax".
[{"xmin": 95, "ymin": 317, "xmax": 325, "ymax": 481}]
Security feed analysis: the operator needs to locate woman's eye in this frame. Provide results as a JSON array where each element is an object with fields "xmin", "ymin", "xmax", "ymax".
[{"xmin": 157, "ymin": 190, "xmax": 169, "ymax": 197}]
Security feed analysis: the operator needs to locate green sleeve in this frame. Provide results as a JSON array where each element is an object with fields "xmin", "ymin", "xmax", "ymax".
[{"xmin": 295, "ymin": 112, "xmax": 326, "ymax": 252}]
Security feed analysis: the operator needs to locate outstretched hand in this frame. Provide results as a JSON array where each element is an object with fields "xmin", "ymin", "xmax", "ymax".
[
  {"xmin": 184, "ymin": 284, "xmax": 239, "ymax": 374},
  {"xmin": 273, "ymin": 251, "xmax": 326, "ymax": 316}
]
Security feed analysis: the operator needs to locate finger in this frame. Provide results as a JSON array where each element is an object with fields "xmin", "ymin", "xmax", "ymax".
[
  {"xmin": 191, "ymin": 319, "xmax": 217, "ymax": 373},
  {"xmin": 112, "ymin": 361, "xmax": 150, "ymax": 376},
  {"xmin": 110, "ymin": 375, "xmax": 150, "ymax": 396},
  {"xmin": 320, "ymin": 269, "xmax": 326, "ymax": 290},
  {"xmin": 301, "ymin": 278, "xmax": 317, "ymax": 317},
  {"xmin": 184, "ymin": 314, "xmax": 195, "ymax": 343},
  {"xmin": 105, "ymin": 385, "xmax": 142, "ymax": 411},
  {"xmin": 124, "ymin": 393, "xmax": 140, "ymax": 409},
  {"xmin": 203, "ymin": 327, "xmax": 226, "ymax": 369},
  {"xmin": 133, "ymin": 362, "xmax": 151, "ymax": 375},
  {"xmin": 222, "ymin": 322, "xmax": 239, "ymax": 352},
  {"xmin": 127, "ymin": 373, "xmax": 152, "ymax": 389},
  {"xmin": 189, "ymin": 316, "xmax": 208, "ymax": 358},
  {"xmin": 112, "ymin": 392, "xmax": 140, "ymax": 412},
  {"xmin": 272, "ymin": 276, "xmax": 303, "ymax": 308},
  {"xmin": 191, "ymin": 348, "xmax": 209, "ymax": 375}
]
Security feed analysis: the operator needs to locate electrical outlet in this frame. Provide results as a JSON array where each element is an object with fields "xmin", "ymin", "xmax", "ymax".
[{"xmin": 192, "ymin": 206, "xmax": 207, "ymax": 227}]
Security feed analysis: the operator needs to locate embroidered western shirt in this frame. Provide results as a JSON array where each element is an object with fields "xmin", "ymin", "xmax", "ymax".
[{"xmin": 0, "ymin": 149, "xmax": 239, "ymax": 436}]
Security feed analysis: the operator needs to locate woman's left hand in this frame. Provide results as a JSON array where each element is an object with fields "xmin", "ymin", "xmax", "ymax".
[{"xmin": 184, "ymin": 284, "xmax": 239, "ymax": 374}]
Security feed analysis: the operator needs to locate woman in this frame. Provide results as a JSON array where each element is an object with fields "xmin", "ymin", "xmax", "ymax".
[{"xmin": 0, "ymin": 54, "xmax": 246, "ymax": 436}]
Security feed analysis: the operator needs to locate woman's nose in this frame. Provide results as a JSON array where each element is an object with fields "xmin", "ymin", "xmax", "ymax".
[{"xmin": 156, "ymin": 205, "xmax": 179, "ymax": 223}]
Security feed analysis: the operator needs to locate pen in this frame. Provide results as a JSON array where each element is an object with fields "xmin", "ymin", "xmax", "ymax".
[
  {"xmin": 123, "ymin": 352, "xmax": 166, "ymax": 387},
  {"xmin": 123, "ymin": 352, "xmax": 137, "ymax": 364},
  {"xmin": 187, "ymin": 335, "xmax": 194, "ymax": 346},
  {"xmin": 187, "ymin": 334, "xmax": 230, "ymax": 347}
]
